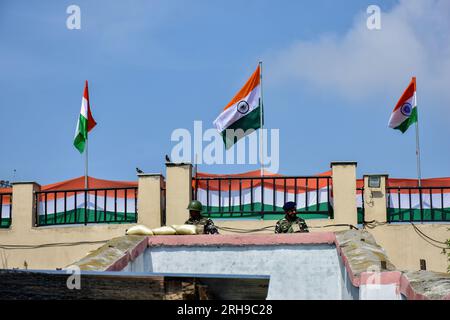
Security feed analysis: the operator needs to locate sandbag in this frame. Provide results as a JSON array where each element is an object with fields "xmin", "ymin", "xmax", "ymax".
[
  {"xmin": 172, "ymin": 224, "xmax": 197, "ymax": 235},
  {"xmin": 126, "ymin": 225, "xmax": 154, "ymax": 236},
  {"xmin": 152, "ymin": 226, "xmax": 177, "ymax": 235}
]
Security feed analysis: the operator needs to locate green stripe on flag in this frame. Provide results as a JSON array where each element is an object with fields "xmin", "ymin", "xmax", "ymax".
[
  {"xmin": 394, "ymin": 107, "xmax": 418, "ymax": 133},
  {"xmin": 74, "ymin": 114, "xmax": 88, "ymax": 153},
  {"xmin": 221, "ymin": 107, "xmax": 262, "ymax": 149}
]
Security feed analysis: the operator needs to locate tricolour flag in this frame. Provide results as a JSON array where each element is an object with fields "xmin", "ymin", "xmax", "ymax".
[
  {"xmin": 74, "ymin": 80, "xmax": 97, "ymax": 153},
  {"xmin": 388, "ymin": 77, "xmax": 418, "ymax": 133},
  {"xmin": 213, "ymin": 65, "xmax": 262, "ymax": 149}
]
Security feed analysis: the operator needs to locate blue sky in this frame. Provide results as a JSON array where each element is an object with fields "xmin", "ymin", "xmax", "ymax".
[{"xmin": 1, "ymin": 0, "xmax": 449, "ymax": 185}]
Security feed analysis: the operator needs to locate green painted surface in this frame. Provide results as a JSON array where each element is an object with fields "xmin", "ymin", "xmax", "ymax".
[
  {"xmin": 387, "ymin": 208, "xmax": 450, "ymax": 222},
  {"xmin": 38, "ymin": 209, "xmax": 137, "ymax": 225},
  {"xmin": 0, "ymin": 218, "xmax": 11, "ymax": 228},
  {"xmin": 202, "ymin": 203, "xmax": 332, "ymax": 220},
  {"xmin": 357, "ymin": 208, "xmax": 364, "ymax": 224}
]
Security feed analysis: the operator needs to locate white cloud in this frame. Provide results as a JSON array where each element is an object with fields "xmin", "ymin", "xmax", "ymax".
[{"xmin": 269, "ymin": 0, "xmax": 450, "ymax": 106}]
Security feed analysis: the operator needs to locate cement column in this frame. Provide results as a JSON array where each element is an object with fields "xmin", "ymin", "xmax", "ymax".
[
  {"xmin": 11, "ymin": 182, "xmax": 41, "ymax": 232},
  {"xmin": 363, "ymin": 175, "xmax": 388, "ymax": 223},
  {"xmin": 330, "ymin": 162, "xmax": 357, "ymax": 226},
  {"xmin": 165, "ymin": 163, "xmax": 192, "ymax": 225},
  {"xmin": 137, "ymin": 174, "xmax": 164, "ymax": 228}
]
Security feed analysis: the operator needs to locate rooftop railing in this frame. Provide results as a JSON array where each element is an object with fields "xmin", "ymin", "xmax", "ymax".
[
  {"xmin": 386, "ymin": 186, "xmax": 450, "ymax": 222},
  {"xmin": 192, "ymin": 175, "xmax": 333, "ymax": 220},
  {"xmin": 0, "ymin": 193, "xmax": 12, "ymax": 228},
  {"xmin": 356, "ymin": 187, "xmax": 365, "ymax": 224},
  {"xmin": 34, "ymin": 187, "xmax": 138, "ymax": 226}
]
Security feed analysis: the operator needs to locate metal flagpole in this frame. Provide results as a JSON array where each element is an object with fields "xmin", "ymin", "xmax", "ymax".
[
  {"xmin": 194, "ymin": 153, "xmax": 198, "ymax": 179},
  {"xmin": 259, "ymin": 61, "xmax": 264, "ymax": 177},
  {"xmin": 85, "ymin": 133, "xmax": 89, "ymax": 189},
  {"xmin": 414, "ymin": 84, "xmax": 422, "ymax": 187}
]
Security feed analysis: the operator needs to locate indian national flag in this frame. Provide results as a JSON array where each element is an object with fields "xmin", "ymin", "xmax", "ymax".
[
  {"xmin": 213, "ymin": 65, "xmax": 262, "ymax": 149},
  {"xmin": 388, "ymin": 77, "xmax": 418, "ymax": 133},
  {"xmin": 74, "ymin": 80, "xmax": 97, "ymax": 153}
]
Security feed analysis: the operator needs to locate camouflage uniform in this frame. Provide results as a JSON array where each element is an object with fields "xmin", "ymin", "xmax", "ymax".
[
  {"xmin": 185, "ymin": 216, "xmax": 219, "ymax": 234},
  {"xmin": 275, "ymin": 215, "xmax": 309, "ymax": 234}
]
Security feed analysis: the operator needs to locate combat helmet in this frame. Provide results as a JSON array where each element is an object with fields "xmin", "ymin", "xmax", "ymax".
[{"xmin": 187, "ymin": 200, "xmax": 203, "ymax": 212}]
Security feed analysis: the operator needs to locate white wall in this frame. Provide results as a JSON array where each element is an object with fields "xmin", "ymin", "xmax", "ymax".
[{"xmin": 126, "ymin": 244, "xmax": 356, "ymax": 300}]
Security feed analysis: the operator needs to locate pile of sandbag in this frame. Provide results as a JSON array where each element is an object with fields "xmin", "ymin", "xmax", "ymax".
[
  {"xmin": 151, "ymin": 226, "xmax": 177, "ymax": 235},
  {"xmin": 171, "ymin": 224, "xmax": 198, "ymax": 235},
  {"xmin": 126, "ymin": 224, "xmax": 198, "ymax": 236},
  {"xmin": 125, "ymin": 225, "xmax": 154, "ymax": 236}
]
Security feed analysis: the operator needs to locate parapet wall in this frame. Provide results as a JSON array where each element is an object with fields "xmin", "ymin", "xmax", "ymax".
[
  {"xmin": 69, "ymin": 230, "xmax": 450, "ymax": 300},
  {"xmin": 1, "ymin": 163, "xmax": 449, "ymax": 274}
]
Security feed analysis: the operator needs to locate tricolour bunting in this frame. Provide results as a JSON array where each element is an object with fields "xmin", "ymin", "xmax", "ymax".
[
  {"xmin": 193, "ymin": 170, "xmax": 332, "ymax": 220},
  {"xmin": 36, "ymin": 176, "xmax": 137, "ymax": 225},
  {"xmin": 0, "ymin": 191, "xmax": 12, "ymax": 228},
  {"xmin": 387, "ymin": 178, "xmax": 450, "ymax": 222}
]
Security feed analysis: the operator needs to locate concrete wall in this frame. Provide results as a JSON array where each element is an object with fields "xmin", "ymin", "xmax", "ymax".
[
  {"xmin": 331, "ymin": 162, "xmax": 357, "ymax": 227},
  {"xmin": 137, "ymin": 174, "xmax": 164, "ymax": 228},
  {"xmin": 2, "ymin": 162, "xmax": 449, "ymax": 274},
  {"xmin": 165, "ymin": 163, "xmax": 192, "ymax": 225},
  {"xmin": 0, "ymin": 162, "xmax": 359, "ymax": 271},
  {"xmin": 363, "ymin": 175, "xmax": 388, "ymax": 223},
  {"xmin": 337, "ymin": 252, "xmax": 360, "ymax": 300},
  {"xmin": 0, "ymin": 224, "xmax": 133, "ymax": 270},
  {"xmin": 126, "ymin": 244, "xmax": 350, "ymax": 300},
  {"xmin": 368, "ymin": 224, "xmax": 449, "ymax": 272},
  {"xmin": 0, "ymin": 175, "xmax": 163, "ymax": 270},
  {"xmin": 362, "ymin": 174, "xmax": 450, "ymax": 273}
]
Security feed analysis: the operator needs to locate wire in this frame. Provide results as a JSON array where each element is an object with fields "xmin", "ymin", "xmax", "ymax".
[
  {"xmin": 363, "ymin": 220, "xmax": 449, "ymax": 249},
  {"xmin": 363, "ymin": 220, "xmax": 388, "ymax": 229},
  {"xmin": 411, "ymin": 229, "xmax": 449, "ymax": 250},
  {"xmin": 0, "ymin": 239, "xmax": 110, "ymax": 250},
  {"xmin": 310, "ymin": 224, "xmax": 359, "ymax": 230},
  {"xmin": 217, "ymin": 226, "xmax": 276, "ymax": 233},
  {"xmin": 410, "ymin": 222, "xmax": 449, "ymax": 246},
  {"xmin": 217, "ymin": 223, "xmax": 358, "ymax": 233}
]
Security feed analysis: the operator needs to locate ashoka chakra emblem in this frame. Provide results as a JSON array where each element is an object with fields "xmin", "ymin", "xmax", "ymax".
[
  {"xmin": 237, "ymin": 100, "xmax": 250, "ymax": 114},
  {"xmin": 400, "ymin": 102, "xmax": 412, "ymax": 116}
]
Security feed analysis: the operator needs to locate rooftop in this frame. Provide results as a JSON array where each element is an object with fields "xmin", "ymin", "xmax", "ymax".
[{"xmin": 65, "ymin": 230, "xmax": 450, "ymax": 300}]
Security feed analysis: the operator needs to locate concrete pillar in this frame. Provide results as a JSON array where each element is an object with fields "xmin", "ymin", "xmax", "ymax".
[
  {"xmin": 363, "ymin": 175, "xmax": 388, "ymax": 223},
  {"xmin": 330, "ymin": 162, "xmax": 357, "ymax": 226},
  {"xmin": 165, "ymin": 163, "xmax": 192, "ymax": 225},
  {"xmin": 137, "ymin": 174, "xmax": 164, "ymax": 228},
  {"xmin": 11, "ymin": 182, "xmax": 41, "ymax": 232}
]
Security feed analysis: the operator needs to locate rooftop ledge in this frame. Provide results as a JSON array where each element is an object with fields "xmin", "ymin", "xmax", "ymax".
[
  {"xmin": 147, "ymin": 232, "xmax": 336, "ymax": 247},
  {"xmin": 69, "ymin": 231, "xmax": 450, "ymax": 300}
]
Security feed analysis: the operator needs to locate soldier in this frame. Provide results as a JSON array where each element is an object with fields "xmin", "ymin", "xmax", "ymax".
[
  {"xmin": 185, "ymin": 200, "xmax": 219, "ymax": 234},
  {"xmin": 275, "ymin": 201, "xmax": 309, "ymax": 234}
]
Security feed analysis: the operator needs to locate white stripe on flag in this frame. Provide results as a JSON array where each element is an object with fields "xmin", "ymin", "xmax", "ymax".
[{"xmin": 213, "ymin": 84, "xmax": 261, "ymax": 132}]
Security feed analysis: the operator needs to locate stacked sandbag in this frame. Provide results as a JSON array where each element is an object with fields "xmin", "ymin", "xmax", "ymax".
[
  {"xmin": 126, "ymin": 224, "xmax": 200, "ymax": 236},
  {"xmin": 171, "ymin": 224, "xmax": 197, "ymax": 235},
  {"xmin": 151, "ymin": 226, "xmax": 177, "ymax": 235},
  {"xmin": 126, "ymin": 225, "xmax": 154, "ymax": 236}
]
